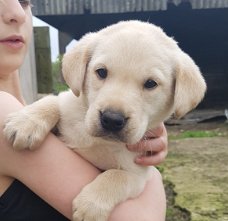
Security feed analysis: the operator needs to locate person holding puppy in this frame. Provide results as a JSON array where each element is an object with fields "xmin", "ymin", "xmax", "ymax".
[{"xmin": 0, "ymin": 0, "xmax": 168, "ymax": 220}]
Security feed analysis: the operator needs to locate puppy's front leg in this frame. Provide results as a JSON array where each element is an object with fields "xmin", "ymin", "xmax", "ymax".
[
  {"xmin": 73, "ymin": 169, "xmax": 147, "ymax": 221},
  {"xmin": 4, "ymin": 95, "xmax": 60, "ymax": 150}
]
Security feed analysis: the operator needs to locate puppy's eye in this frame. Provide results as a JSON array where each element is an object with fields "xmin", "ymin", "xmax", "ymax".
[
  {"xmin": 96, "ymin": 68, "xmax": 108, "ymax": 79},
  {"xmin": 144, "ymin": 79, "xmax": 158, "ymax": 89}
]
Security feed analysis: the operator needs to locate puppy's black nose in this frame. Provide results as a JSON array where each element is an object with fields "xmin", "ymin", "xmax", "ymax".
[{"xmin": 100, "ymin": 110, "xmax": 126, "ymax": 132}]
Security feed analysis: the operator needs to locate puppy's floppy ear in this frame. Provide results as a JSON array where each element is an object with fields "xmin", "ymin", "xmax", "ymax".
[
  {"xmin": 174, "ymin": 51, "xmax": 207, "ymax": 118},
  {"xmin": 62, "ymin": 33, "xmax": 97, "ymax": 96}
]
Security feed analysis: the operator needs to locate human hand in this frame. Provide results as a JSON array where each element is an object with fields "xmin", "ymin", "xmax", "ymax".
[{"xmin": 126, "ymin": 123, "xmax": 168, "ymax": 166}]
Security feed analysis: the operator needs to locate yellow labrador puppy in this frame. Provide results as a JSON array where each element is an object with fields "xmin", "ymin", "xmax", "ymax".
[{"xmin": 4, "ymin": 20, "xmax": 206, "ymax": 221}]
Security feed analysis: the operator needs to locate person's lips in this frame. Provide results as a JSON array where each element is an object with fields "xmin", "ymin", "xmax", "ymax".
[{"xmin": 0, "ymin": 35, "xmax": 25, "ymax": 49}]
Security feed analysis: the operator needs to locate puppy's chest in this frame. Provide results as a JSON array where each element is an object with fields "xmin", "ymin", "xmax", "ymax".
[
  {"xmin": 72, "ymin": 143, "xmax": 123, "ymax": 171},
  {"xmin": 60, "ymin": 127, "xmax": 136, "ymax": 171}
]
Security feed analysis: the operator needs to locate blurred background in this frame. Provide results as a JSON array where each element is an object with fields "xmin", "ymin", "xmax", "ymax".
[{"xmin": 20, "ymin": 1, "xmax": 228, "ymax": 221}]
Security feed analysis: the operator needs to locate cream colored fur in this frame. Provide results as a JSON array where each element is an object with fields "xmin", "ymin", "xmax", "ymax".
[{"xmin": 4, "ymin": 21, "xmax": 206, "ymax": 221}]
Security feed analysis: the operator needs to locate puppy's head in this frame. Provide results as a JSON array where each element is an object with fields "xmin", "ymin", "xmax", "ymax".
[{"xmin": 62, "ymin": 20, "xmax": 206, "ymax": 144}]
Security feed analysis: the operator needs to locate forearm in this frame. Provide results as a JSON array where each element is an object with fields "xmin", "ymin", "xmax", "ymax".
[
  {"xmin": 0, "ymin": 92, "xmax": 100, "ymax": 218},
  {"xmin": 109, "ymin": 168, "xmax": 166, "ymax": 221}
]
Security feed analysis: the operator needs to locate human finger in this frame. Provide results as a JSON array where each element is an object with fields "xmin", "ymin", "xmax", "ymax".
[{"xmin": 135, "ymin": 148, "xmax": 168, "ymax": 166}]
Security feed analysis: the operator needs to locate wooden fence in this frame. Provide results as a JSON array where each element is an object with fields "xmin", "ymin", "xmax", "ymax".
[
  {"xmin": 32, "ymin": 0, "xmax": 228, "ymax": 15},
  {"xmin": 19, "ymin": 34, "xmax": 38, "ymax": 104},
  {"xmin": 19, "ymin": 27, "xmax": 53, "ymax": 104}
]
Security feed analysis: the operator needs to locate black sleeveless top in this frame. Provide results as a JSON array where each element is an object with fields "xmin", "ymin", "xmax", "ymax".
[{"xmin": 0, "ymin": 180, "xmax": 70, "ymax": 221}]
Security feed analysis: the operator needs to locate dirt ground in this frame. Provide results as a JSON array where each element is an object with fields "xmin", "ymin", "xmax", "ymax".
[{"xmin": 162, "ymin": 120, "xmax": 228, "ymax": 221}]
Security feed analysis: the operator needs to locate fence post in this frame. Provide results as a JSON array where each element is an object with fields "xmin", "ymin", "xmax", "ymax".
[
  {"xmin": 34, "ymin": 26, "xmax": 53, "ymax": 94},
  {"xmin": 19, "ymin": 33, "xmax": 37, "ymax": 104}
]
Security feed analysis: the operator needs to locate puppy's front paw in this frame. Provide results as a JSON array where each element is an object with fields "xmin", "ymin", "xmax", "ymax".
[
  {"xmin": 72, "ymin": 187, "xmax": 110, "ymax": 221},
  {"xmin": 3, "ymin": 110, "xmax": 49, "ymax": 150}
]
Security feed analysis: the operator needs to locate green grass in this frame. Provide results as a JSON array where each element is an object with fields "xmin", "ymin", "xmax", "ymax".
[{"xmin": 169, "ymin": 130, "xmax": 222, "ymax": 140}]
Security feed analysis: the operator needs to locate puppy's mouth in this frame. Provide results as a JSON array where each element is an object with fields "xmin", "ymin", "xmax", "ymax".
[
  {"xmin": 92, "ymin": 130, "xmax": 128, "ymax": 143},
  {"xmin": 87, "ymin": 109, "xmax": 137, "ymax": 143}
]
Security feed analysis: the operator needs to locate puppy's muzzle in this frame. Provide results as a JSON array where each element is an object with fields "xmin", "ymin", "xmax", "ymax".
[{"xmin": 100, "ymin": 110, "xmax": 127, "ymax": 132}]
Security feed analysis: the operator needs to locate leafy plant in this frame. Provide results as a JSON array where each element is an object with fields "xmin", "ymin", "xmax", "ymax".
[{"xmin": 52, "ymin": 55, "xmax": 68, "ymax": 93}]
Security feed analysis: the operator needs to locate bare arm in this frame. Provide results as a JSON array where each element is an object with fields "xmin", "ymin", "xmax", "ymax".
[
  {"xmin": 0, "ymin": 92, "xmax": 166, "ymax": 221},
  {"xmin": 0, "ymin": 92, "xmax": 99, "ymax": 218}
]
